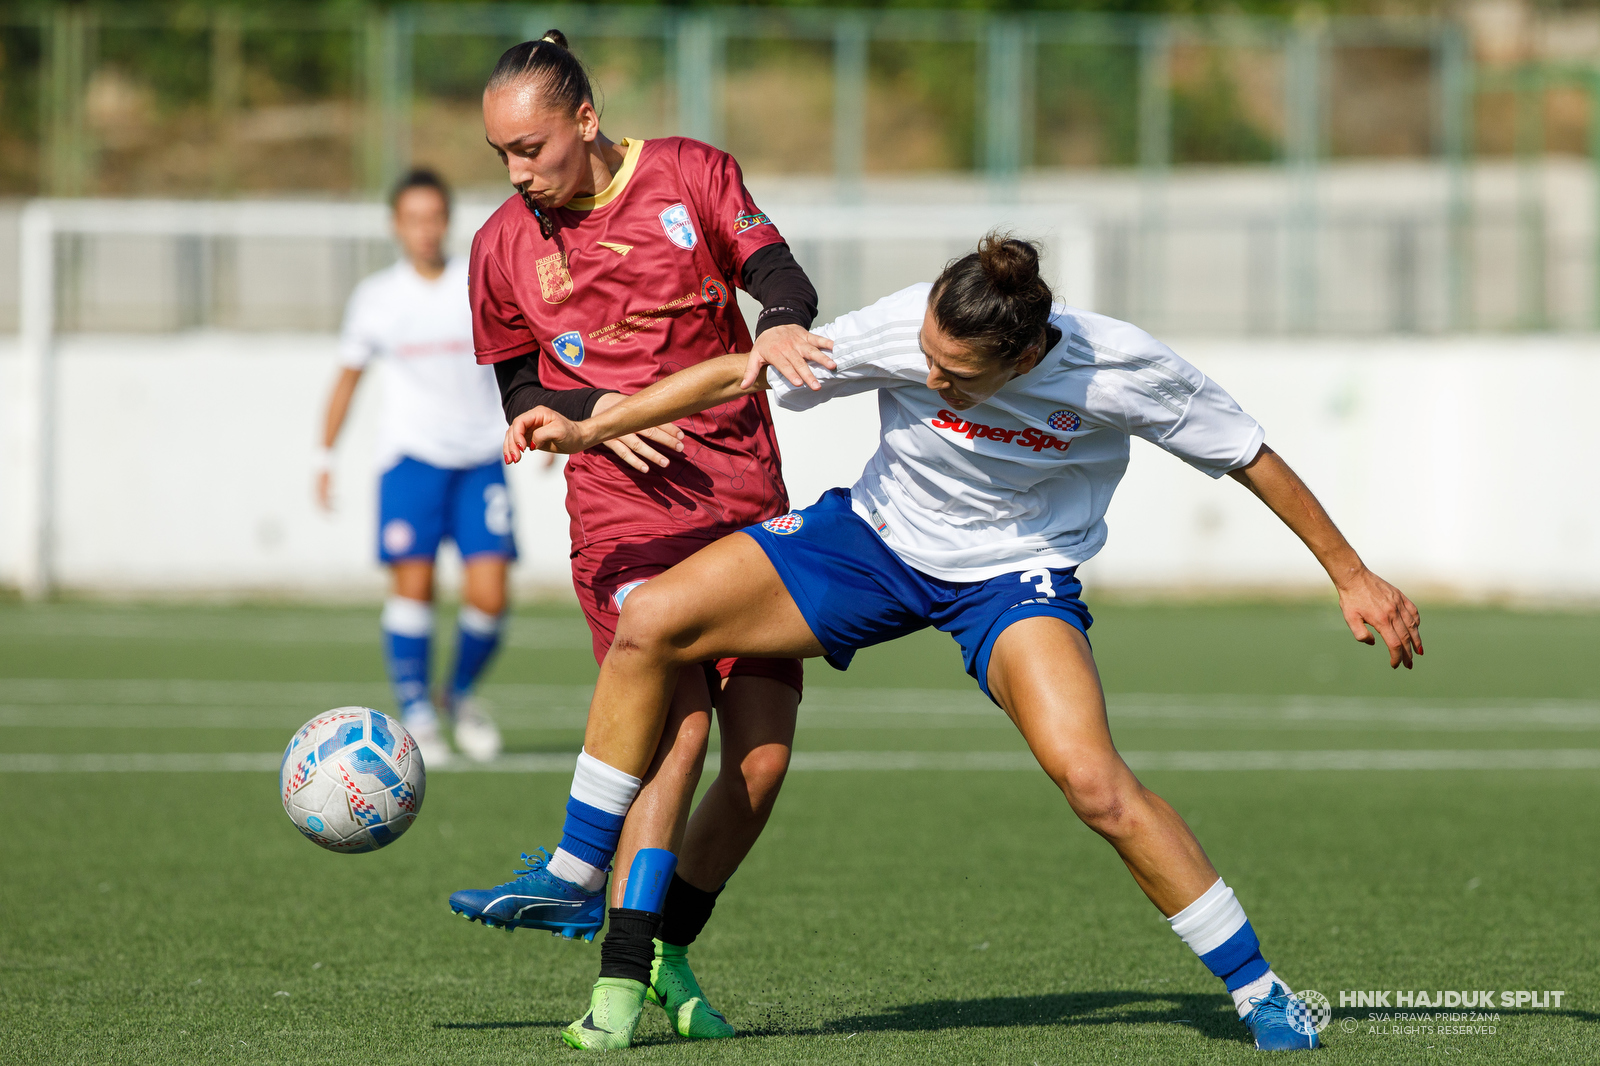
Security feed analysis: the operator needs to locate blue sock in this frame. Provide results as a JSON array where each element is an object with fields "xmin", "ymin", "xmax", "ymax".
[
  {"xmin": 1169, "ymin": 878, "xmax": 1282, "ymax": 1017},
  {"xmin": 382, "ymin": 596, "xmax": 434, "ymax": 723},
  {"xmin": 449, "ymin": 605, "xmax": 503, "ymax": 702},
  {"xmin": 559, "ymin": 797, "xmax": 624, "ymax": 868},
  {"xmin": 1200, "ymin": 921, "xmax": 1271, "ymax": 992},
  {"xmin": 546, "ymin": 752, "xmax": 644, "ymax": 891}
]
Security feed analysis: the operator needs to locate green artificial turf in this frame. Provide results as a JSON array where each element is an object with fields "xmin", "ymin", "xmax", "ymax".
[{"xmin": 2, "ymin": 599, "xmax": 1597, "ymax": 1064}]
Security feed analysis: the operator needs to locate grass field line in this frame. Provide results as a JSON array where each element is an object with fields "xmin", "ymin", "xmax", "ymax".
[
  {"xmin": 0, "ymin": 615, "xmax": 594, "ymax": 650},
  {"xmin": 6, "ymin": 680, "xmax": 1600, "ymax": 732},
  {"xmin": 6, "ymin": 748, "xmax": 1600, "ymax": 774}
]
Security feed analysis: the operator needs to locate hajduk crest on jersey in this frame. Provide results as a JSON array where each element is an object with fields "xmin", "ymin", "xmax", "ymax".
[{"xmin": 659, "ymin": 203, "xmax": 698, "ymax": 250}]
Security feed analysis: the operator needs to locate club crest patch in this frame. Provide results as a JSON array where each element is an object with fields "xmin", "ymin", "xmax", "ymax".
[
  {"xmin": 381, "ymin": 519, "xmax": 415, "ymax": 555},
  {"xmin": 700, "ymin": 275, "xmax": 729, "ymax": 308},
  {"xmin": 762, "ymin": 512, "xmax": 804, "ymax": 535},
  {"xmin": 553, "ymin": 331, "xmax": 585, "ymax": 367},
  {"xmin": 536, "ymin": 251, "xmax": 572, "ymax": 304},
  {"xmin": 1047, "ymin": 409, "xmax": 1081, "ymax": 433},
  {"xmin": 659, "ymin": 203, "xmax": 698, "ymax": 250},
  {"xmin": 733, "ymin": 211, "xmax": 772, "ymax": 234}
]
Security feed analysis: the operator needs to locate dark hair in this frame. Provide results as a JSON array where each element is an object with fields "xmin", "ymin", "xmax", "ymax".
[
  {"xmin": 389, "ymin": 167, "xmax": 451, "ymax": 213},
  {"xmin": 929, "ymin": 232, "xmax": 1054, "ymax": 364},
  {"xmin": 486, "ymin": 29, "xmax": 594, "ymax": 116}
]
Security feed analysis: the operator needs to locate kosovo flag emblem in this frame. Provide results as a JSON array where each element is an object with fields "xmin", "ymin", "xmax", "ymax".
[{"xmin": 553, "ymin": 331, "xmax": 585, "ymax": 367}]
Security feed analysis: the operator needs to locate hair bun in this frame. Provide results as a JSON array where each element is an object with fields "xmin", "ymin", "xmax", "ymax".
[
  {"xmin": 540, "ymin": 29, "xmax": 570, "ymax": 50},
  {"xmin": 976, "ymin": 234, "xmax": 1040, "ymax": 295}
]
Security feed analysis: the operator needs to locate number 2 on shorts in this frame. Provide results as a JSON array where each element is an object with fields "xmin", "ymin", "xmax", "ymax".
[{"xmin": 1020, "ymin": 568, "xmax": 1056, "ymax": 599}]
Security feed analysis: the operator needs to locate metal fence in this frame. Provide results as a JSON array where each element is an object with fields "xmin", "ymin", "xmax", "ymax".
[
  {"xmin": 2, "ymin": 6, "xmax": 1485, "ymax": 194},
  {"xmin": 1, "ymin": 5, "xmax": 1598, "ymax": 333}
]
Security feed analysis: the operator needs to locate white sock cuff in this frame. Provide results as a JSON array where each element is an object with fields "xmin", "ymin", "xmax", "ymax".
[
  {"xmin": 457, "ymin": 605, "xmax": 503, "ymax": 638},
  {"xmin": 1232, "ymin": 970, "xmax": 1290, "ymax": 1017},
  {"xmin": 548, "ymin": 848, "xmax": 608, "ymax": 893},
  {"xmin": 1168, "ymin": 878, "xmax": 1249, "ymax": 956},
  {"xmin": 571, "ymin": 750, "xmax": 642, "ymax": 816},
  {"xmin": 383, "ymin": 596, "xmax": 433, "ymax": 638}
]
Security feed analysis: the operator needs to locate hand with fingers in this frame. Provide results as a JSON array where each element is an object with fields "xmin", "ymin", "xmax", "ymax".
[
  {"xmin": 1336, "ymin": 568, "xmax": 1424, "ymax": 669},
  {"xmin": 503, "ymin": 396, "xmax": 685, "ymax": 475},
  {"xmin": 743, "ymin": 323, "xmax": 836, "ymax": 391}
]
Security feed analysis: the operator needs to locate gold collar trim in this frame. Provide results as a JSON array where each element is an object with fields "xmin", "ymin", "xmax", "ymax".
[{"xmin": 567, "ymin": 138, "xmax": 644, "ymax": 212}]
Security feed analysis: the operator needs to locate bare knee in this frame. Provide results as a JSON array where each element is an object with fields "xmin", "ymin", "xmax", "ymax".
[
  {"xmin": 729, "ymin": 743, "xmax": 790, "ymax": 812},
  {"xmin": 1053, "ymin": 759, "xmax": 1142, "ymax": 839},
  {"xmin": 613, "ymin": 585, "xmax": 694, "ymax": 662},
  {"xmin": 465, "ymin": 582, "xmax": 506, "ymax": 617}
]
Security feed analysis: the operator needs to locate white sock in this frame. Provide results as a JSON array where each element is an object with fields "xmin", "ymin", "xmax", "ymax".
[
  {"xmin": 1169, "ymin": 878, "xmax": 1280, "ymax": 1019},
  {"xmin": 457, "ymin": 604, "xmax": 502, "ymax": 638},
  {"xmin": 382, "ymin": 595, "xmax": 433, "ymax": 636},
  {"xmin": 1231, "ymin": 970, "xmax": 1292, "ymax": 1018},
  {"xmin": 547, "ymin": 848, "xmax": 607, "ymax": 892}
]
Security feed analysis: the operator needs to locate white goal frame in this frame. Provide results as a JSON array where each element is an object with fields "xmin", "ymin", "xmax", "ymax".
[{"xmin": 12, "ymin": 198, "xmax": 1091, "ymax": 599}]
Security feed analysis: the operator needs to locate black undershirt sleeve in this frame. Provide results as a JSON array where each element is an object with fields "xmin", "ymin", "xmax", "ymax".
[
  {"xmin": 740, "ymin": 242, "xmax": 818, "ymax": 337},
  {"xmin": 493, "ymin": 353, "xmax": 614, "ymax": 424},
  {"xmin": 496, "ymin": 243, "xmax": 814, "ymax": 424}
]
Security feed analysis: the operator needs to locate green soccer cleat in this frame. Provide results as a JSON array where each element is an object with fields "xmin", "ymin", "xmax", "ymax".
[
  {"xmin": 561, "ymin": 977, "xmax": 647, "ymax": 1051},
  {"xmin": 647, "ymin": 940, "xmax": 736, "ymax": 1039}
]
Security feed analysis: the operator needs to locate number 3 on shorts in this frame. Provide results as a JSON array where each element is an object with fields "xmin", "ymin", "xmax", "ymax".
[{"xmin": 1020, "ymin": 568, "xmax": 1055, "ymax": 599}]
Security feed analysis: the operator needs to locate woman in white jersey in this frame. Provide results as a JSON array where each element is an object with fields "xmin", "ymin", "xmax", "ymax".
[
  {"xmin": 316, "ymin": 170, "xmax": 512, "ymax": 765},
  {"xmin": 507, "ymin": 234, "xmax": 1422, "ymax": 1050}
]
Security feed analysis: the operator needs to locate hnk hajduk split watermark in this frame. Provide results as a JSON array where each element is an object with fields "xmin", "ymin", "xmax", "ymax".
[
  {"xmin": 1339, "ymin": 990, "xmax": 1564, "ymax": 1009},
  {"xmin": 1285, "ymin": 989, "xmax": 1571, "ymax": 1040}
]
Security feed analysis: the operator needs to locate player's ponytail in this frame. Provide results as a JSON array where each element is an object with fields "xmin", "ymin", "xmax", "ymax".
[
  {"xmin": 930, "ymin": 232, "xmax": 1054, "ymax": 365},
  {"xmin": 485, "ymin": 29, "xmax": 594, "ymax": 116}
]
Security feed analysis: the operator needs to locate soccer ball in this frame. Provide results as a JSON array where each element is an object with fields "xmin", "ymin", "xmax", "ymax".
[{"xmin": 280, "ymin": 707, "xmax": 425, "ymax": 853}]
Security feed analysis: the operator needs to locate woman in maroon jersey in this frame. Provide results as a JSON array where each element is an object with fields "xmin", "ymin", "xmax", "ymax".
[{"xmin": 451, "ymin": 31, "xmax": 834, "ymax": 1040}]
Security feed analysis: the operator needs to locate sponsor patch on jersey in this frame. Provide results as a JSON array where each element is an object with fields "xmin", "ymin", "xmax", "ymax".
[
  {"xmin": 762, "ymin": 512, "xmax": 804, "ymax": 535},
  {"xmin": 869, "ymin": 509, "xmax": 888, "ymax": 536},
  {"xmin": 733, "ymin": 211, "xmax": 772, "ymax": 234},
  {"xmin": 612, "ymin": 579, "xmax": 648, "ymax": 610},
  {"xmin": 536, "ymin": 251, "xmax": 573, "ymax": 304},
  {"xmin": 553, "ymin": 331, "xmax": 585, "ymax": 367},
  {"xmin": 930, "ymin": 409, "xmax": 1072, "ymax": 454},
  {"xmin": 700, "ymin": 275, "xmax": 729, "ymax": 308},
  {"xmin": 1047, "ymin": 409, "xmax": 1081, "ymax": 433},
  {"xmin": 659, "ymin": 203, "xmax": 698, "ymax": 250},
  {"xmin": 597, "ymin": 241, "xmax": 633, "ymax": 256}
]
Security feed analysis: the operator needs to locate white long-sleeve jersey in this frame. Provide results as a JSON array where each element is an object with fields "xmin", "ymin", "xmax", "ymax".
[{"xmin": 769, "ymin": 283, "xmax": 1265, "ymax": 582}]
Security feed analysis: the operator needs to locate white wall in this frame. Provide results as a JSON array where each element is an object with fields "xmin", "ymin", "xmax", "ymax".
[{"xmin": 2, "ymin": 333, "xmax": 1598, "ymax": 600}]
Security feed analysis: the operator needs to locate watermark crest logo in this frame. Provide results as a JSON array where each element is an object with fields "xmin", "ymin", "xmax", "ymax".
[{"xmin": 1288, "ymin": 990, "xmax": 1333, "ymax": 1036}]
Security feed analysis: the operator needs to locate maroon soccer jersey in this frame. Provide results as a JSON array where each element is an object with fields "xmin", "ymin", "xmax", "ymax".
[{"xmin": 471, "ymin": 137, "xmax": 791, "ymax": 548}]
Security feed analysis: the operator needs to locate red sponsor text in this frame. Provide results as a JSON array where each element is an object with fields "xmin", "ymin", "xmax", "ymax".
[{"xmin": 930, "ymin": 409, "xmax": 1072, "ymax": 453}]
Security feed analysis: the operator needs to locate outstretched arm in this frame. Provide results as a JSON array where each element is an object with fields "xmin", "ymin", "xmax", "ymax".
[
  {"xmin": 505, "ymin": 353, "xmax": 760, "ymax": 464},
  {"xmin": 492, "ymin": 352, "xmax": 684, "ymax": 474},
  {"xmin": 1229, "ymin": 444, "xmax": 1423, "ymax": 669}
]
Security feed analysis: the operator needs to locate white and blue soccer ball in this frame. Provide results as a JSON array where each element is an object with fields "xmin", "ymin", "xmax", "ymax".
[{"xmin": 280, "ymin": 707, "xmax": 425, "ymax": 853}]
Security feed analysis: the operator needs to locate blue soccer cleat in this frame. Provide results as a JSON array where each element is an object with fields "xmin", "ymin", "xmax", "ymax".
[
  {"xmin": 1244, "ymin": 983, "xmax": 1320, "ymax": 1051},
  {"xmin": 448, "ymin": 848, "xmax": 604, "ymax": 940}
]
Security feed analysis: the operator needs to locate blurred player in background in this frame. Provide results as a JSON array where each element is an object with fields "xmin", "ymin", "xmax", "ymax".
[
  {"xmin": 445, "ymin": 31, "xmax": 835, "ymax": 1041},
  {"xmin": 316, "ymin": 169, "xmax": 511, "ymax": 767}
]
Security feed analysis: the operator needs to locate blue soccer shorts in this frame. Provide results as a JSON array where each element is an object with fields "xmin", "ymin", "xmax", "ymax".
[
  {"xmin": 377, "ymin": 457, "xmax": 517, "ymax": 565},
  {"xmin": 743, "ymin": 488, "xmax": 1092, "ymax": 703}
]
